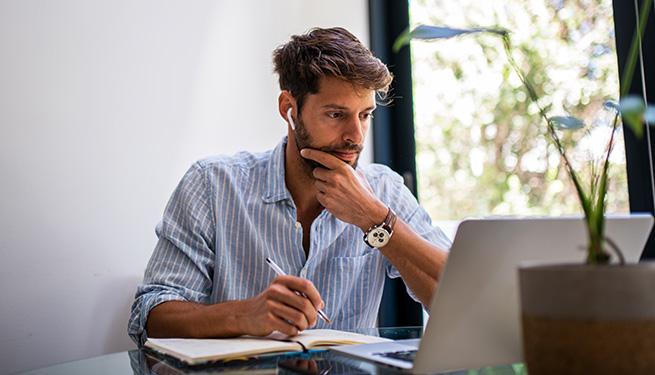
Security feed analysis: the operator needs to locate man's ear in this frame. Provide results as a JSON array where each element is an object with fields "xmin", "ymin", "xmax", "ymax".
[
  {"xmin": 278, "ymin": 91, "xmax": 298, "ymax": 131},
  {"xmin": 278, "ymin": 91, "xmax": 296, "ymax": 121}
]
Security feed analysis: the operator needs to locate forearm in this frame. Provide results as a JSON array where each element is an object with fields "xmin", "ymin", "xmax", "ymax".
[
  {"xmin": 146, "ymin": 300, "xmax": 248, "ymax": 338},
  {"xmin": 377, "ymin": 219, "xmax": 448, "ymax": 307}
]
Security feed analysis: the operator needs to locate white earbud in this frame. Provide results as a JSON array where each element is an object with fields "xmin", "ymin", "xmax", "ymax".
[{"xmin": 286, "ymin": 107, "xmax": 296, "ymax": 131}]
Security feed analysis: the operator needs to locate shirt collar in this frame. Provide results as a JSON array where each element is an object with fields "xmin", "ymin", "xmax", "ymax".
[
  {"xmin": 262, "ymin": 137, "xmax": 292, "ymax": 204},
  {"xmin": 261, "ymin": 137, "xmax": 351, "ymax": 241}
]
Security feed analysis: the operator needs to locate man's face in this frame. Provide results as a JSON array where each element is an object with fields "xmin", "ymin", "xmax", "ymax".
[{"xmin": 292, "ymin": 76, "xmax": 376, "ymax": 171}]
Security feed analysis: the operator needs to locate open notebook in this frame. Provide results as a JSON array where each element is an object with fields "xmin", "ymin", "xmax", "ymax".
[{"xmin": 144, "ymin": 329, "xmax": 391, "ymax": 365}]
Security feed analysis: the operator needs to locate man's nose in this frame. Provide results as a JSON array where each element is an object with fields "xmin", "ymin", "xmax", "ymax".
[{"xmin": 343, "ymin": 115, "xmax": 364, "ymax": 145}]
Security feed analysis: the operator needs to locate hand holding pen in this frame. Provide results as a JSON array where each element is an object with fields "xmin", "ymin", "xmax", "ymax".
[
  {"xmin": 239, "ymin": 258, "xmax": 329, "ymax": 337},
  {"xmin": 266, "ymin": 257, "xmax": 331, "ymax": 323}
]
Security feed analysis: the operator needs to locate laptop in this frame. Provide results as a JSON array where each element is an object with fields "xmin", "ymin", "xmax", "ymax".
[{"xmin": 331, "ymin": 215, "xmax": 654, "ymax": 374}]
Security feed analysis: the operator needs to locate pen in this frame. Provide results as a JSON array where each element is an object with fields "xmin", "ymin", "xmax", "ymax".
[{"xmin": 265, "ymin": 257, "xmax": 332, "ymax": 324}]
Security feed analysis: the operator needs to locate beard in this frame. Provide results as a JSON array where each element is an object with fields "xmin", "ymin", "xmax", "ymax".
[{"xmin": 292, "ymin": 114, "xmax": 363, "ymax": 172}]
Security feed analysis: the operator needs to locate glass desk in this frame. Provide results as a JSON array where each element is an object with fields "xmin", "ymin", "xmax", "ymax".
[{"xmin": 21, "ymin": 327, "xmax": 525, "ymax": 375}]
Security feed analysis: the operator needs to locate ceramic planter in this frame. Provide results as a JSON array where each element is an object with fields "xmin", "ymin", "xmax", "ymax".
[{"xmin": 518, "ymin": 263, "xmax": 655, "ymax": 374}]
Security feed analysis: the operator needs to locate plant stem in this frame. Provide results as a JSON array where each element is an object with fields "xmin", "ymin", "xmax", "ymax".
[
  {"xmin": 620, "ymin": 0, "xmax": 653, "ymax": 97},
  {"xmin": 499, "ymin": 33, "xmax": 626, "ymax": 264},
  {"xmin": 501, "ymin": 35, "xmax": 592, "ymax": 220},
  {"xmin": 588, "ymin": 112, "xmax": 622, "ymax": 262}
]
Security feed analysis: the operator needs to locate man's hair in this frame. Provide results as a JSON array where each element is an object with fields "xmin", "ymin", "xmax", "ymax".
[{"xmin": 272, "ymin": 27, "xmax": 393, "ymax": 112}]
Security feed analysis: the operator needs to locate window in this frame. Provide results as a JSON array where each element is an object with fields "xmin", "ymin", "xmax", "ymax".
[
  {"xmin": 370, "ymin": 0, "xmax": 654, "ymax": 328},
  {"xmin": 409, "ymin": 0, "xmax": 629, "ymax": 232}
]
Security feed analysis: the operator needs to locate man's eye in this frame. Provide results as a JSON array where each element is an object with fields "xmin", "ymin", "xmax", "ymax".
[
  {"xmin": 327, "ymin": 112, "xmax": 343, "ymax": 119},
  {"xmin": 361, "ymin": 113, "xmax": 374, "ymax": 120}
]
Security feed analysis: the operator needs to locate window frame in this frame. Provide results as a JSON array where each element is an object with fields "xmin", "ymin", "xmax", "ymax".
[
  {"xmin": 369, "ymin": 0, "xmax": 423, "ymax": 327},
  {"xmin": 369, "ymin": 0, "xmax": 655, "ymax": 325},
  {"xmin": 613, "ymin": 0, "xmax": 655, "ymax": 260}
]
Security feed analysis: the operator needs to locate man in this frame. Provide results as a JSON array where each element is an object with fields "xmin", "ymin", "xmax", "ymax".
[{"xmin": 128, "ymin": 27, "xmax": 450, "ymax": 345}]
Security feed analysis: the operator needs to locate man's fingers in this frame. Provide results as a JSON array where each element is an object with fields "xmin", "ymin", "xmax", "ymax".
[
  {"xmin": 314, "ymin": 180, "xmax": 329, "ymax": 193},
  {"xmin": 269, "ymin": 300, "xmax": 313, "ymax": 330},
  {"xmin": 267, "ymin": 281, "xmax": 320, "ymax": 327},
  {"xmin": 274, "ymin": 276, "xmax": 323, "ymax": 310},
  {"xmin": 312, "ymin": 167, "xmax": 330, "ymax": 182},
  {"xmin": 267, "ymin": 282, "xmax": 311, "ymax": 312},
  {"xmin": 300, "ymin": 148, "xmax": 344, "ymax": 170},
  {"xmin": 271, "ymin": 315, "xmax": 300, "ymax": 337}
]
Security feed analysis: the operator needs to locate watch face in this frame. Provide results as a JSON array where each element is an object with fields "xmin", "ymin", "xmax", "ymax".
[{"xmin": 367, "ymin": 227, "xmax": 390, "ymax": 248}]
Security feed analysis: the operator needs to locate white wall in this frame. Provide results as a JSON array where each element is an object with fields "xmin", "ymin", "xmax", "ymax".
[{"xmin": 0, "ymin": 1, "xmax": 370, "ymax": 373}]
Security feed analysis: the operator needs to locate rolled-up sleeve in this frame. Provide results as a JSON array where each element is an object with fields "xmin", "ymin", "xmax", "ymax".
[{"xmin": 128, "ymin": 162, "xmax": 216, "ymax": 345}]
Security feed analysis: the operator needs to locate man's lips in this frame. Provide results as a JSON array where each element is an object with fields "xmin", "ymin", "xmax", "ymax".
[{"xmin": 332, "ymin": 151, "xmax": 359, "ymax": 161}]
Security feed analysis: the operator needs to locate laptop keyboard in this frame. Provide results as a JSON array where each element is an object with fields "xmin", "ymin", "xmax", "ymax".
[{"xmin": 373, "ymin": 349, "xmax": 417, "ymax": 363}]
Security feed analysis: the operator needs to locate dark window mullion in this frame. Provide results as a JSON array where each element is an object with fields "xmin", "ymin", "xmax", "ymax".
[
  {"xmin": 613, "ymin": 0, "xmax": 655, "ymax": 259},
  {"xmin": 369, "ymin": 0, "xmax": 423, "ymax": 327}
]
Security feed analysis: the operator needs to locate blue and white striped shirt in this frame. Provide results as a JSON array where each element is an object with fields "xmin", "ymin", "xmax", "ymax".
[{"xmin": 128, "ymin": 137, "xmax": 451, "ymax": 345}]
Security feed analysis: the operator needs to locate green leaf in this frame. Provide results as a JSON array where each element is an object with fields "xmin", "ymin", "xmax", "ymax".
[
  {"xmin": 594, "ymin": 172, "xmax": 609, "ymax": 237},
  {"xmin": 645, "ymin": 105, "xmax": 655, "ymax": 124},
  {"xmin": 550, "ymin": 116, "xmax": 584, "ymax": 130},
  {"xmin": 411, "ymin": 25, "xmax": 500, "ymax": 39},
  {"xmin": 392, "ymin": 25, "xmax": 508, "ymax": 53},
  {"xmin": 620, "ymin": 96, "xmax": 646, "ymax": 138},
  {"xmin": 603, "ymin": 100, "xmax": 620, "ymax": 113},
  {"xmin": 620, "ymin": 0, "xmax": 653, "ymax": 96},
  {"xmin": 392, "ymin": 27, "xmax": 413, "ymax": 53},
  {"xmin": 620, "ymin": 96, "xmax": 646, "ymax": 113},
  {"xmin": 512, "ymin": 363, "xmax": 527, "ymax": 374}
]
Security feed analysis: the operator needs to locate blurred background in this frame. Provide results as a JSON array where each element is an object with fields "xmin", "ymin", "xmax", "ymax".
[
  {"xmin": 411, "ymin": 0, "xmax": 628, "ymax": 221},
  {"xmin": 0, "ymin": 1, "xmax": 369, "ymax": 373}
]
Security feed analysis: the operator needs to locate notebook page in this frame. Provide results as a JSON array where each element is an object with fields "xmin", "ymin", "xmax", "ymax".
[
  {"xmin": 145, "ymin": 337, "xmax": 301, "ymax": 364},
  {"xmin": 293, "ymin": 329, "xmax": 392, "ymax": 348}
]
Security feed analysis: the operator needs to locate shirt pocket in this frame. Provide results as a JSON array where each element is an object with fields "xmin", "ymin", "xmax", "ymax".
[{"xmin": 325, "ymin": 251, "xmax": 380, "ymax": 327}]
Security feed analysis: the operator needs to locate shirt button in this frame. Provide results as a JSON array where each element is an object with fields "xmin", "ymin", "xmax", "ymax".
[{"xmin": 295, "ymin": 222, "xmax": 302, "ymax": 229}]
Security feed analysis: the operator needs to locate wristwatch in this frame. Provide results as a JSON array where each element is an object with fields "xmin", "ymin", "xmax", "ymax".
[{"xmin": 363, "ymin": 207, "xmax": 397, "ymax": 248}]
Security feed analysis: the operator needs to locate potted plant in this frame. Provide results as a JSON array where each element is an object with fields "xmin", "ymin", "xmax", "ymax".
[{"xmin": 395, "ymin": 1, "xmax": 655, "ymax": 373}]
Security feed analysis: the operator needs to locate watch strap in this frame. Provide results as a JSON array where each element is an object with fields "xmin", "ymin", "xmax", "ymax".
[
  {"xmin": 383, "ymin": 207, "xmax": 397, "ymax": 233},
  {"xmin": 363, "ymin": 207, "xmax": 397, "ymax": 248}
]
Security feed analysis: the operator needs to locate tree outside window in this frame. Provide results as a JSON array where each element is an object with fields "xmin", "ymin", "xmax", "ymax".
[{"xmin": 410, "ymin": 0, "xmax": 629, "ymax": 227}]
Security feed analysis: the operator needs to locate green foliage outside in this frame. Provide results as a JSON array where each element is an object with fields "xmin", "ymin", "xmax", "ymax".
[{"xmin": 409, "ymin": 0, "xmax": 629, "ymax": 221}]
